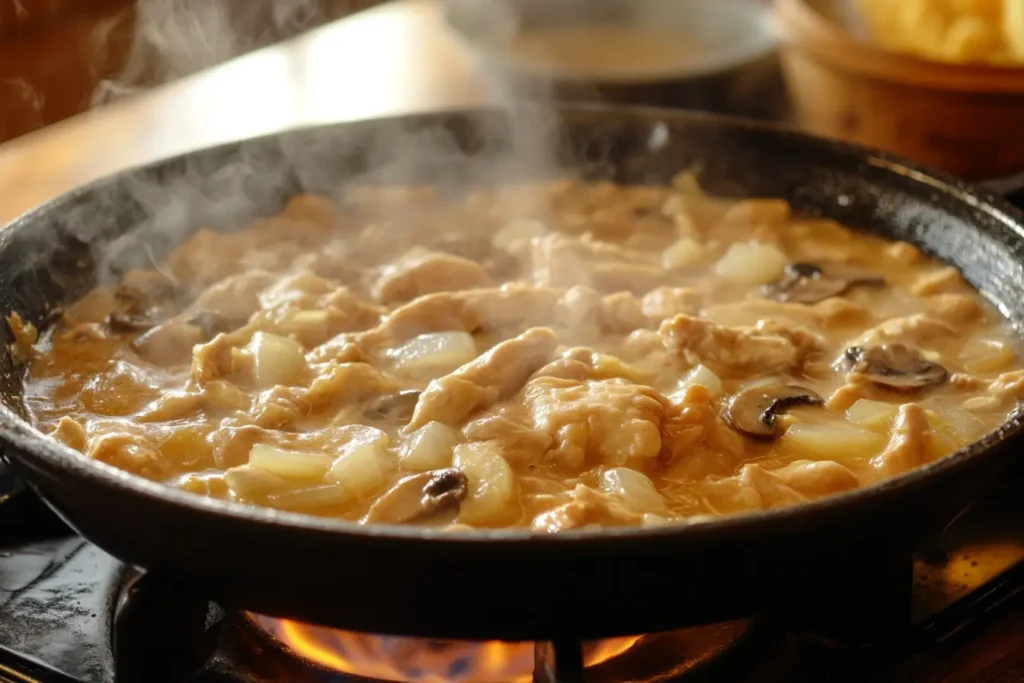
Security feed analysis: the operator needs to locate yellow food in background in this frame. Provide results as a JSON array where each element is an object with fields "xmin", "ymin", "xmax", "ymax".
[{"xmin": 858, "ymin": 0, "xmax": 1024, "ymax": 65}]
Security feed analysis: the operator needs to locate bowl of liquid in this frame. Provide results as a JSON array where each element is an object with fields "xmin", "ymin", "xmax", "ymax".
[{"xmin": 445, "ymin": 0, "xmax": 786, "ymax": 120}]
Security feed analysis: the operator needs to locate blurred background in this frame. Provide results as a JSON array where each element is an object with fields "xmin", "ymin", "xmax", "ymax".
[{"xmin": 0, "ymin": 0, "xmax": 1021, "ymax": 182}]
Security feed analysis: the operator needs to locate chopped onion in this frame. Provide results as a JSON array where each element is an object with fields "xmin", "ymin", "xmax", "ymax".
[
  {"xmin": 280, "ymin": 309, "xmax": 332, "ymax": 346},
  {"xmin": 661, "ymin": 237, "xmax": 704, "ymax": 270},
  {"xmin": 452, "ymin": 442, "xmax": 515, "ymax": 524},
  {"xmin": 247, "ymin": 331, "xmax": 308, "ymax": 388},
  {"xmin": 712, "ymin": 241, "xmax": 787, "ymax": 285},
  {"xmin": 387, "ymin": 331, "xmax": 477, "ymax": 378},
  {"xmin": 248, "ymin": 443, "xmax": 332, "ymax": 479},
  {"xmin": 224, "ymin": 465, "xmax": 293, "ymax": 499},
  {"xmin": 781, "ymin": 422, "xmax": 882, "ymax": 460},
  {"xmin": 494, "ymin": 219, "xmax": 545, "ymax": 250},
  {"xmin": 669, "ymin": 364, "xmax": 723, "ymax": 403},
  {"xmin": 400, "ymin": 421, "xmax": 460, "ymax": 472},
  {"xmin": 601, "ymin": 467, "xmax": 668, "ymax": 514},
  {"xmin": 961, "ymin": 338, "xmax": 1014, "ymax": 374},
  {"xmin": 326, "ymin": 428, "xmax": 393, "ymax": 499},
  {"xmin": 266, "ymin": 484, "xmax": 355, "ymax": 510},
  {"xmin": 846, "ymin": 399, "xmax": 899, "ymax": 430}
]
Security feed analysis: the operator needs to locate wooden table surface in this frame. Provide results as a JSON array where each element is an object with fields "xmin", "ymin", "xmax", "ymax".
[
  {"xmin": 0, "ymin": 0, "xmax": 492, "ymax": 225},
  {"xmin": 2, "ymin": 2, "xmax": 1023, "ymax": 681}
]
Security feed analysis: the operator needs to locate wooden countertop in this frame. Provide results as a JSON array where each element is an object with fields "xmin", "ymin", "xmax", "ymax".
[{"xmin": 0, "ymin": 0, "xmax": 492, "ymax": 225}]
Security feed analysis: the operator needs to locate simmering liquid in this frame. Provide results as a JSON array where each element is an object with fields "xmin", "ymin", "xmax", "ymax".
[{"xmin": 14, "ymin": 177, "xmax": 1024, "ymax": 532}]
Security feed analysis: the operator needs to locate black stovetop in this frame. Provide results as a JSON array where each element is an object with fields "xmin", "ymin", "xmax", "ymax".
[{"xmin": 4, "ymin": 465, "xmax": 1024, "ymax": 683}]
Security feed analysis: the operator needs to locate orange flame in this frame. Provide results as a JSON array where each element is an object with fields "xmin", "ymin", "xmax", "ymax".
[{"xmin": 249, "ymin": 614, "xmax": 639, "ymax": 683}]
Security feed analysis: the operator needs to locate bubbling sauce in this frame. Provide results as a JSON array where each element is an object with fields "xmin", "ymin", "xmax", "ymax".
[{"xmin": 15, "ymin": 177, "xmax": 1024, "ymax": 532}]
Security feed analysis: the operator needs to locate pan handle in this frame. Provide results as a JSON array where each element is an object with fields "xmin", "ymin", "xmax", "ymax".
[{"xmin": 976, "ymin": 170, "xmax": 1024, "ymax": 209}]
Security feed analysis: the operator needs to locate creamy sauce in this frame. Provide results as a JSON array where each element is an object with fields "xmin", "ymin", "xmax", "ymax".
[
  {"xmin": 15, "ymin": 178, "xmax": 1024, "ymax": 531},
  {"xmin": 504, "ymin": 25, "xmax": 704, "ymax": 79}
]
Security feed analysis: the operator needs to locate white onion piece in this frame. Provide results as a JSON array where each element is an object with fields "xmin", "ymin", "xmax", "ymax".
[
  {"xmin": 247, "ymin": 331, "xmax": 308, "ymax": 388},
  {"xmin": 224, "ymin": 465, "xmax": 292, "ymax": 499},
  {"xmin": 781, "ymin": 422, "xmax": 882, "ymax": 460},
  {"xmin": 388, "ymin": 331, "xmax": 477, "ymax": 378},
  {"xmin": 266, "ymin": 484, "xmax": 354, "ymax": 510},
  {"xmin": 326, "ymin": 428, "xmax": 394, "ymax": 499},
  {"xmin": 661, "ymin": 237, "xmax": 703, "ymax": 270},
  {"xmin": 669, "ymin": 364, "xmax": 723, "ymax": 403},
  {"xmin": 248, "ymin": 443, "xmax": 332, "ymax": 479},
  {"xmin": 400, "ymin": 421, "xmax": 460, "ymax": 472},
  {"xmin": 453, "ymin": 442, "xmax": 515, "ymax": 525},
  {"xmin": 600, "ymin": 467, "xmax": 668, "ymax": 514},
  {"xmin": 961, "ymin": 338, "xmax": 1014, "ymax": 373},
  {"xmin": 712, "ymin": 241, "xmax": 787, "ymax": 285},
  {"xmin": 846, "ymin": 399, "xmax": 899, "ymax": 430}
]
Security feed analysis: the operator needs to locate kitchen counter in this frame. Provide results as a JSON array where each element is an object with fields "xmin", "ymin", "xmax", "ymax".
[{"xmin": 0, "ymin": 0, "xmax": 490, "ymax": 225}]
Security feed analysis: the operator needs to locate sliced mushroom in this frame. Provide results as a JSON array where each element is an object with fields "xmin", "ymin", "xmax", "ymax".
[
  {"xmin": 836, "ymin": 344, "xmax": 948, "ymax": 391},
  {"xmin": 108, "ymin": 276, "xmax": 187, "ymax": 333},
  {"xmin": 725, "ymin": 384, "xmax": 824, "ymax": 439},
  {"xmin": 763, "ymin": 262, "xmax": 885, "ymax": 304},
  {"xmin": 365, "ymin": 390, "xmax": 422, "ymax": 421},
  {"xmin": 361, "ymin": 468, "xmax": 469, "ymax": 524}
]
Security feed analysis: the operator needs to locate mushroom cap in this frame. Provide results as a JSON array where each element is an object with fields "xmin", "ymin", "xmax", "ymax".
[
  {"xmin": 362, "ymin": 468, "xmax": 469, "ymax": 524},
  {"xmin": 763, "ymin": 261, "xmax": 885, "ymax": 305},
  {"xmin": 838, "ymin": 344, "xmax": 949, "ymax": 391},
  {"xmin": 725, "ymin": 384, "xmax": 825, "ymax": 439}
]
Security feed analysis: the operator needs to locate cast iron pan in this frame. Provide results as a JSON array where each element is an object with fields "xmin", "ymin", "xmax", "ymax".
[{"xmin": 1, "ymin": 105, "xmax": 1024, "ymax": 640}]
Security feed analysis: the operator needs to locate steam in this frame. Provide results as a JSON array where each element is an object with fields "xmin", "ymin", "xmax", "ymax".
[{"xmin": 17, "ymin": 0, "xmax": 583, "ymax": 302}]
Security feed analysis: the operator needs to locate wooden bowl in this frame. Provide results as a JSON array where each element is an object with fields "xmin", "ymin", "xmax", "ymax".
[{"xmin": 773, "ymin": 0, "xmax": 1024, "ymax": 180}]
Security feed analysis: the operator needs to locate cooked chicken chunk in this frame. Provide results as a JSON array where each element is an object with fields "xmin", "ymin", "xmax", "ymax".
[
  {"xmin": 870, "ymin": 404, "xmax": 932, "ymax": 477},
  {"xmin": 407, "ymin": 327, "xmax": 558, "ymax": 430},
  {"xmin": 373, "ymin": 251, "xmax": 494, "ymax": 305}
]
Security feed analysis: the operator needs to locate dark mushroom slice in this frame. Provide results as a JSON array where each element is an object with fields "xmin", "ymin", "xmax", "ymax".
[
  {"xmin": 361, "ymin": 468, "xmax": 469, "ymax": 524},
  {"xmin": 762, "ymin": 262, "xmax": 885, "ymax": 304},
  {"xmin": 725, "ymin": 384, "xmax": 825, "ymax": 440},
  {"xmin": 364, "ymin": 390, "xmax": 422, "ymax": 422},
  {"xmin": 836, "ymin": 344, "xmax": 948, "ymax": 391}
]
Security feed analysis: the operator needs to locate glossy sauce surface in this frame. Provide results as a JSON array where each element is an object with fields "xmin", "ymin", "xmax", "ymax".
[{"xmin": 17, "ymin": 177, "xmax": 1024, "ymax": 531}]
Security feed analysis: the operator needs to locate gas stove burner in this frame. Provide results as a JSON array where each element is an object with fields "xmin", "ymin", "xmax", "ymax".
[{"xmin": 246, "ymin": 614, "xmax": 753, "ymax": 683}]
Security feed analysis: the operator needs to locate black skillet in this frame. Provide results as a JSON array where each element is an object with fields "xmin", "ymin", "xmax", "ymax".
[{"xmin": 1, "ymin": 105, "xmax": 1024, "ymax": 641}]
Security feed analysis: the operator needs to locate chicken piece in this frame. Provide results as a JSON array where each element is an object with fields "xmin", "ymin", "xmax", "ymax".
[
  {"xmin": 523, "ymin": 375, "xmax": 671, "ymax": 471},
  {"xmin": 252, "ymin": 361, "xmax": 399, "ymax": 429},
  {"xmin": 407, "ymin": 328, "xmax": 558, "ymax": 430},
  {"xmin": 599, "ymin": 290, "xmax": 649, "ymax": 334},
  {"xmin": 990, "ymin": 369, "xmax": 1024, "ymax": 401},
  {"xmin": 912, "ymin": 266, "xmax": 964, "ymax": 296},
  {"xmin": 462, "ymin": 414, "xmax": 554, "ymax": 467},
  {"xmin": 886, "ymin": 241, "xmax": 925, "ymax": 266},
  {"xmin": 50, "ymin": 416, "xmax": 87, "ymax": 452},
  {"xmin": 367, "ymin": 285, "xmax": 564, "ymax": 348},
  {"xmin": 189, "ymin": 334, "xmax": 239, "ymax": 387},
  {"xmin": 531, "ymin": 347, "xmax": 652, "ymax": 385},
  {"xmin": 737, "ymin": 464, "xmax": 806, "ymax": 507},
  {"xmin": 641, "ymin": 287, "xmax": 702, "ymax": 321},
  {"xmin": 190, "ymin": 270, "xmax": 275, "ymax": 322},
  {"xmin": 769, "ymin": 460, "xmax": 861, "ymax": 497},
  {"xmin": 659, "ymin": 314, "xmax": 824, "ymax": 375},
  {"xmin": 6, "ymin": 312, "xmax": 37, "ymax": 363},
  {"xmin": 812, "ymin": 297, "xmax": 871, "ymax": 326},
  {"xmin": 589, "ymin": 262, "xmax": 667, "ymax": 295},
  {"xmin": 531, "ymin": 484, "xmax": 644, "ymax": 532},
  {"xmin": 661, "ymin": 384, "xmax": 745, "ymax": 480},
  {"xmin": 85, "ymin": 430, "xmax": 165, "ymax": 479},
  {"xmin": 530, "ymin": 233, "xmax": 656, "ymax": 290},
  {"xmin": 134, "ymin": 320, "xmax": 205, "ymax": 366},
  {"xmin": 923, "ymin": 293, "xmax": 982, "ymax": 325},
  {"xmin": 870, "ymin": 403, "xmax": 932, "ymax": 477},
  {"xmin": 702, "ymin": 299, "xmax": 822, "ymax": 330},
  {"xmin": 853, "ymin": 314, "xmax": 958, "ymax": 348},
  {"xmin": 372, "ymin": 251, "xmax": 494, "ymax": 305}
]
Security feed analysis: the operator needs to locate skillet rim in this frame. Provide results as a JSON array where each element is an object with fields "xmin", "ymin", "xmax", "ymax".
[{"xmin": 2, "ymin": 102, "xmax": 1023, "ymax": 545}]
